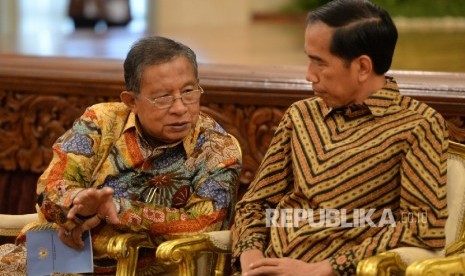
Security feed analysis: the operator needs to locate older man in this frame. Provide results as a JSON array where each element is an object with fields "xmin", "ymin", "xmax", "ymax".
[{"xmin": 1, "ymin": 36, "xmax": 242, "ymax": 274}]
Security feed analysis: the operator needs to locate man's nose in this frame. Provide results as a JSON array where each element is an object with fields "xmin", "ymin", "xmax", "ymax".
[{"xmin": 169, "ymin": 96, "xmax": 189, "ymax": 112}]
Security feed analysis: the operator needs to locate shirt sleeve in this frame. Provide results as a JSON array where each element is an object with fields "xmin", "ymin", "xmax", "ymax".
[
  {"xmin": 328, "ymin": 112, "xmax": 449, "ymax": 275},
  {"xmin": 232, "ymin": 110, "xmax": 294, "ymax": 265},
  {"xmin": 37, "ymin": 107, "xmax": 104, "ymax": 231}
]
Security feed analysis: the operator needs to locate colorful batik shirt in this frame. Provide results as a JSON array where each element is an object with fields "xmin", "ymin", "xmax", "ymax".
[
  {"xmin": 37, "ymin": 102, "xmax": 241, "ymax": 241},
  {"xmin": 232, "ymin": 77, "xmax": 448, "ymax": 275}
]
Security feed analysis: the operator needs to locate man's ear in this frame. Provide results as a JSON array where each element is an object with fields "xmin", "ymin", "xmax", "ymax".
[
  {"xmin": 120, "ymin": 91, "xmax": 137, "ymax": 110},
  {"xmin": 357, "ymin": 55, "xmax": 373, "ymax": 82}
]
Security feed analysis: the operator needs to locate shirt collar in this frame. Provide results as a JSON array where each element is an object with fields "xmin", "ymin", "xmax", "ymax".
[
  {"xmin": 323, "ymin": 76, "xmax": 400, "ymax": 118},
  {"xmin": 123, "ymin": 112, "xmax": 199, "ymax": 157},
  {"xmin": 123, "ymin": 112, "xmax": 137, "ymax": 133}
]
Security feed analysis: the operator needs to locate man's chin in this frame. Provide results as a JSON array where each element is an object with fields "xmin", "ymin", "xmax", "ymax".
[
  {"xmin": 164, "ymin": 132, "xmax": 190, "ymax": 144},
  {"xmin": 319, "ymin": 98, "xmax": 344, "ymax": 109}
]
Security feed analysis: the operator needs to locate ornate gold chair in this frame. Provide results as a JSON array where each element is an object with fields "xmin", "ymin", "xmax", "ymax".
[
  {"xmin": 155, "ymin": 230, "xmax": 232, "ymax": 276},
  {"xmin": 357, "ymin": 141, "xmax": 465, "ymax": 275}
]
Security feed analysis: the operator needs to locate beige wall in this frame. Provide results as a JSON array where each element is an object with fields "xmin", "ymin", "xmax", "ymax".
[
  {"xmin": 150, "ymin": 0, "xmax": 293, "ymax": 31},
  {"xmin": 154, "ymin": 0, "xmax": 250, "ymax": 29}
]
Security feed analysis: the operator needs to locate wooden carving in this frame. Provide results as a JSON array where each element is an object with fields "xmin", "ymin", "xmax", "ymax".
[
  {"xmin": 447, "ymin": 116, "xmax": 465, "ymax": 143},
  {"xmin": 0, "ymin": 90, "xmax": 119, "ymax": 172},
  {"xmin": 201, "ymin": 104, "xmax": 285, "ymax": 186}
]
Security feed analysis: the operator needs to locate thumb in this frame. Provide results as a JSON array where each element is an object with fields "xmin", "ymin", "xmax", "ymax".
[
  {"xmin": 106, "ymin": 211, "xmax": 120, "ymax": 224},
  {"xmin": 99, "ymin": 187, "xmax": 115, "ymax": 198}
]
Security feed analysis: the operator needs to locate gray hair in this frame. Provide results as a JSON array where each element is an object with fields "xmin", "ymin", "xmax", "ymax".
[{"xmin": 123, "ymin": 36, "xmax": 198, "ymax": 93}]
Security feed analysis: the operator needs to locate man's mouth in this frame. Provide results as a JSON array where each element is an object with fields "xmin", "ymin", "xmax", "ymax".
[{"xmin": 167, "ymin": 122, "xmax": 190, "ymax": 131}]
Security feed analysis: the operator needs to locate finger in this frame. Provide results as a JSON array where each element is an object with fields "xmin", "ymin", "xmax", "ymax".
[
  {"xmin": 250, "ymin": 258, "xmax": 280, "ymax": 269},
  {"xmin": 57, "ymin": 228, "xmax": 81, "ymax": 249},
  {"xmin": 71, "ymin": 228, "xmax": 85, "ymax": 249},
  {"xmin": 98, "ymin": 189, "xmax": 116, "ymax": 205},
  {"xmin": 96, "ymin": 189, "xmax": 119, "ymax": 224},
  {"xmin": 67, "ymin": 203, "xmax": 84, "ymax": 219},
  {"xmin": 71, "ymin": 189, "xmax": 100, "ymax": 217},
  {"xmin": 74, "ymin": 188, "xmax": 102, "ymax": 206},
  {"xmin": 72, "ymin": 189, "xmax": 92, "ymax": 204},
  {"xmin": 81, "ymin": 215, "xmax": 103, "ymax": 231},
  {"xmin": 105, "ymin": 212, "xmax": 120, "ymax": 224},
  {"xmin": 245, "ymin": 266, "xmax": 280, "ymax": 276},
  {"xmin": 103, "ymin": 200, "xmax": 120, "ymax": 224},
  {"xmin": 99, "ymin": 187, "xmax": 114, "ymax": 197}
]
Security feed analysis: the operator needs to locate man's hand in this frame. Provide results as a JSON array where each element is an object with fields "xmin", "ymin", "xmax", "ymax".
[
  {"xmin": 59, "ymin": 187, "xmax": 120, "ymax": 249},
  {"xmin": 67, "ymin": 187, "xmax": 119, "ymax": 224},
  {"xmin": 243, "ymin": 258, "xmax": 336, "ymax": 276},
  {"xmin": 240, "ymin": 249, "xmax": 265, "ymax": 273}
]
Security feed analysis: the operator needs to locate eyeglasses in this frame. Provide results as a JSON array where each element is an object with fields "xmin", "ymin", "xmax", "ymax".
[{"xmin": 142, "ymin": 87, "xmax": 204, "ymax": 109}]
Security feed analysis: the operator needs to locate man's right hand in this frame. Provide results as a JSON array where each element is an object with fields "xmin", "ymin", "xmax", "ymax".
[
  {"xmin": 67, "ymin": 187, "xmax": 119, "ymax": 224},
  {"xmin": 240, "ymin": 249, "xmax": 265, "ymax": 273}
]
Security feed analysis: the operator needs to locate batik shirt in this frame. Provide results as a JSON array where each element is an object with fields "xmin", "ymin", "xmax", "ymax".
[
  {"xmin": 232, "ymin": 77, "xmax": 448, "ymax": 275},
  {"xmin": 37, "ymin": 102, "xmax": 241, "ymax": 240}
]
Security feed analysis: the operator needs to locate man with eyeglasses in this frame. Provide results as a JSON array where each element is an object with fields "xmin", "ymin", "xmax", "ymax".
[{"xmin": 0, "ymin": 36, "xmax": 242, "ymax": 274}]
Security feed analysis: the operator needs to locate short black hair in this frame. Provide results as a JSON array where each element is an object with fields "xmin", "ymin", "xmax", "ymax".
[{"xmin": 307, "ymin": 0, "xmax": 398, "ymax": 74}]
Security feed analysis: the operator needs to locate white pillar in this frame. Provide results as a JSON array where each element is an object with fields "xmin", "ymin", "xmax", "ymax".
[{"xmin": 0, "ymin": 0, "xmax": 19, "ymax": 34}]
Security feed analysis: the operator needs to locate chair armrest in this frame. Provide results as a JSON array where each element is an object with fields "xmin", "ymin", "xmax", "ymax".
[
  {"xmin": 406, "ymin": 255, "xmax": 465, "ymax": 275},
  {"xmin": 102, "ymin": 232, "xmax": 155, "ymax": 276},
  {"xmin": 446, "ymin": 237, "xmax": 465, "ymax": 256},
  {"xmin": 0, "ymin": 213, "xmax": 39, "ymax": 237},
  {"xmin": 357, "ymin": 251, "xmax": 408, "ymax": 276},
  {"xmin": 156, "ymin": 230, "xmax": 232, "ymax": 276},
  {"xmin": 357, "ymin": 247, "xmax": 441, "ymax": 275}
]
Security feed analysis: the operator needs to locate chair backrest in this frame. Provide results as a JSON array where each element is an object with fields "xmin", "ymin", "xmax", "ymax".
[{"xmin": 444, "ymin": 141, "xmax": 465, "ymax": 248}]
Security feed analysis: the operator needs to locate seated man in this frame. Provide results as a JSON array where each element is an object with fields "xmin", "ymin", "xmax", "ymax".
[
  {"xmin": 232, "ymin": 0, "xmax": 448, "ymax": 275},
  {"xmin": 0, "ymin": 36, "xmax": 242, "ymax": 274}
]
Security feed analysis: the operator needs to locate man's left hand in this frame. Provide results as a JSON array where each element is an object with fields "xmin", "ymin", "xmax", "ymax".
[{"xmin": 243, "ymin": 258, "xmax": 335, "ymax": 276}]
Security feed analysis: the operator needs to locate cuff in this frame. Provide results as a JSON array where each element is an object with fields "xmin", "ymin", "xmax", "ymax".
[
  {"xmin": 232, "ymin": 236, "xmax": 266, "ymax": 271},
  {"xmin": 328, "ymin": 250, "xmax": 358, "ymax": 276}
]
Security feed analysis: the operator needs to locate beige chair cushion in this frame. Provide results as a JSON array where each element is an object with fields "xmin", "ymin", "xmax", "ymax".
[
  {"xmin": 0, "ymin": 214, "xmax": 38, "ymax": 237},
  {"xmin": 390, "ymin": 246, "xmax": 442, "ymax": 265},
  {"xmin": 445, "ymin": 154, "xmax": 465, "ymax": 247},
  {"xmin": 205, "ymin": 230, "xmax": 232, "ymax": 251}
]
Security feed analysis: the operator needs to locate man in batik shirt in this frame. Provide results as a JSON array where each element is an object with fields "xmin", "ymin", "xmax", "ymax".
[
  {"xmin": 232, "ymin": 1, "xmax": 448, "ymax": 276},
  {"xmin": 0, "ymin": 36, "xmax": 241, "ymax": 274}
]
